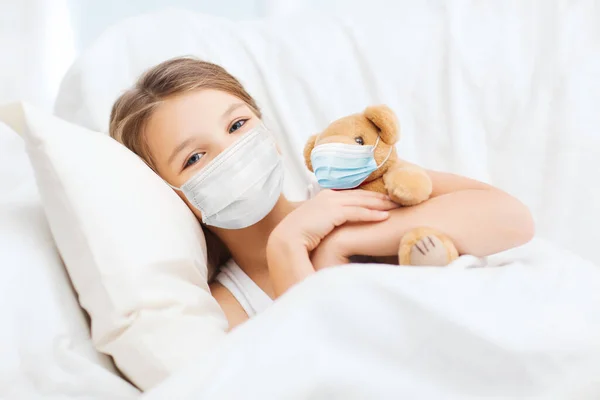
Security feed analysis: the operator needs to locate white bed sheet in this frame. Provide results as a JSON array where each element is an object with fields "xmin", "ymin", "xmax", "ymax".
[{"xmin": 143, "ymin": 239, "xmax": 600, "ymax": 399}]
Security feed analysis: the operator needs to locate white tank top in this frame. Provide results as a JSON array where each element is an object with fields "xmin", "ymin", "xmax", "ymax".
[
  {"xmin": 215, "ymin": 259, "xmax": 273, "ymax": 317},
  {"xmin": 214, "ymin": 180, "xmax": 321, "ymax": 318}
]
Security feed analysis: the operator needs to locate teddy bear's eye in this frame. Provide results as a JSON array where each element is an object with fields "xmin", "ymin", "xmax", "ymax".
[{"xmin": 354, "ymin": 136, "xmax": 364, "ymax": 145}]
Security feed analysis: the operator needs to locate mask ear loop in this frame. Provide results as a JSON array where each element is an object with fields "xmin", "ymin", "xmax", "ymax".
[
  {"xmin": 373, "ymin": 135, "xmax": 394, "ymax": 169},
  {"xmin": 164, "ymin": 180, "xmax": 207, "ymax": 220},
  {"xmin": 371, "ymin": 135, "xmax": 381, "ymax": 151},
  {"xmin": 165, "ymin": 181, "xmax": 181, "ymax": 191}
]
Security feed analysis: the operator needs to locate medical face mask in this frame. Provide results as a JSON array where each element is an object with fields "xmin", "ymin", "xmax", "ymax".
[
  {"xmin": 310, "ymin": 136, "xmax": 392, "ymax": 189},
  {"xmin": 169, "ymin": 124, "xmax": 284, "ymax": 229}
]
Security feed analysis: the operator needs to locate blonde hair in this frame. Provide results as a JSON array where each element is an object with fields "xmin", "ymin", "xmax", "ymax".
[
  {"xmin": 109, "ymin": 56, "xmax": 261, "ymax": 274},
  {"xmin": 110, "ymin": 56, "xmax": 261, "ymax": 170}
]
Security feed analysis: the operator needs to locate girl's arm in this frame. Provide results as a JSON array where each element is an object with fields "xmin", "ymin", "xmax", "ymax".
[
  {"xmin": 312, "ymin": 170, "xmax": 535, "ymax": 267},
  {"xmin": 208, "ymin": 190, "xmax": 397, "ymax": 331},
  {"xmin": 210, "ymin": 281, "xmax": 250, "ymax": 331},
  {"xmin": 266, "ymin": 190, "xmax": 397, "ymax": 298}
]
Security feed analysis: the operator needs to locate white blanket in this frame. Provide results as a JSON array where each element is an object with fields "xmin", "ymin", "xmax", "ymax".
[{"xmin": 143, "ymin": 239, "xmax": 600, "ymax": 399}]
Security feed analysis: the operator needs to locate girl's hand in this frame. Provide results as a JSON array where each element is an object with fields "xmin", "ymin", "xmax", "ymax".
[
  {"xmin": 310, "ymin": 228, "xmax": 352, "ymax": 270},
  {"xmin": 270, "ymin": 189, "xmax": 398, "ymax": 252},
  {"xmin": 266, "ymin": 189, "xmax": 398, "ymax": 297}
]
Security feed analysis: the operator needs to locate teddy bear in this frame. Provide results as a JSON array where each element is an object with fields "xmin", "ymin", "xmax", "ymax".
[{"xmin": 303, "ymin": 104, "xmax": 459, "ymax": 266}]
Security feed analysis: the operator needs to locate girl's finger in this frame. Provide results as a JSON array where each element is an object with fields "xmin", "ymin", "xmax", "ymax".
[
  {"xmin": 339, "ymin": 189, "xmax": 390, "ymax": 201},
  {"xmin": 340, "ymin": 206, "xmax": 390, "ymax": 223},
  {"xmin": 339, "ymin": 194, "xmax": 398, "ymax": 211}
]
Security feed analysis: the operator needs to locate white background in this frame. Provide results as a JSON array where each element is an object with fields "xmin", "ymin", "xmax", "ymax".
[
  {"xmin": 0, "ymin": 0, "xmax": 265, "ymax": 109},
  {"xmin": 0, "ymin": 0, "xmax": 429, "ymax": 110}
]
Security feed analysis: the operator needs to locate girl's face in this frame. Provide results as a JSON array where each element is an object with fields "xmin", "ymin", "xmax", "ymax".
[{"xmin": 144, "ymin": 89, "xmax": 261, "ymax": 219}]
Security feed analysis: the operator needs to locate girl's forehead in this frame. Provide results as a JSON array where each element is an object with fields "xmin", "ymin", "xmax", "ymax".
[
  {"xmin": 159, "ymin": 89, "xmax": 244, "ymax": 118},
  {"xmin": 146, "ymin": 90, "xmax": 246, "ymax": 135}
]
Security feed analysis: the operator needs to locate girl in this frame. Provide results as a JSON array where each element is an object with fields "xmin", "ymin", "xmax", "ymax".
[{"xmin": 110, "ymin": 57, "xmax": 534, "ymax": 330}]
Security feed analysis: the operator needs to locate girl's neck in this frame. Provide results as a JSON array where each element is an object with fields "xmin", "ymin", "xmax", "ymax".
[{"xmin": 210, "ymin": 196, "xmax": 299, "ymax": 296}]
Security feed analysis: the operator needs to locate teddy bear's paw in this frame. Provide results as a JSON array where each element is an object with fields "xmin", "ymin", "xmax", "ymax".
[
  {"xmin": 408, "ymin": 235, "xmax": 450, "ymax": 266},
  {"xmin": 383, "ymin": 167, "xmax": 432, "ymax": 206},
  {"xmin": 398, "ymin": 227, "xmax": 459, "ymax": 266}
]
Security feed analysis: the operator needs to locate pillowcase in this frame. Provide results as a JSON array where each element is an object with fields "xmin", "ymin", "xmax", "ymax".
[
  {"xmin": 0, "ymin": 102, "xmax": 227, "ymax": 391},
  {"xmin": 0, "ymin": 121, "xmax": 138, "ymax": 398}
]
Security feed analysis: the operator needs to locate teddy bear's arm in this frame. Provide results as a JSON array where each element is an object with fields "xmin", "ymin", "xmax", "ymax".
[{"xmin": 383, "ymin": 162, "xmax": 433, "ymax": 206}]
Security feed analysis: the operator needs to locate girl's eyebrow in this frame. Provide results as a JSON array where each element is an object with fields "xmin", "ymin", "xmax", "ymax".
[
  {"xmin": 221, "ymin": 102, "xmax": 246, "ymax": 123},
  {"xmin": 168, "ymin": 137, "xmax": 196, "ymax": 165},
  {"xmin": 167, "ymin": 103, "xmax": 245, "ymax": 166}
]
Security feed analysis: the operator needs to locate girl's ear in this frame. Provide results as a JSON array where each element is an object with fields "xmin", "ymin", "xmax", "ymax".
[
  {"xmin": 364, "ymin": 105, "xmax": 400, "ymax": 145},
  {"xmin": 303, "ymin": 134, "xmax": 318, "ymax": 172}
]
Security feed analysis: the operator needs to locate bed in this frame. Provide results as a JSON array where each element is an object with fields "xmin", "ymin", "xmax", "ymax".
[{"xmin": 2, "ymin": 3, "xmax": 600, "ymax": 398}]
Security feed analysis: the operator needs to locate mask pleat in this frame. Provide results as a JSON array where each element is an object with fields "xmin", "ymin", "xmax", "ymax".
[
  {"xmin": 178, "ymin": 124, "xmax": 284, "ymax": 229},
  {"xmin": 310, "ymin": 139, "xmax": 380, "ymax": 190}
]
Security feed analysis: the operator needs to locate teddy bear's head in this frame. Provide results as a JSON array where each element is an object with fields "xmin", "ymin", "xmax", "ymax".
[{"xmin": 303, "ymin": 105, "xmax": 399, "ymax": 184}]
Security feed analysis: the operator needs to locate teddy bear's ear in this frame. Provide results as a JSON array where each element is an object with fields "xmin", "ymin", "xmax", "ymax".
[
  {"xmin": 303, "ymin": 134, "xmax": 318, "ymax": 172},
  {"xmin": 364, "ymin": 105, "xmax": 400, "ymax": 145}
]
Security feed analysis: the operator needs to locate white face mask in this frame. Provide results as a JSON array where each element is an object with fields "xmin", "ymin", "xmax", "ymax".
[{"xmin": 169, "ymin": 124, "xmax": 284, "ymax": 229}]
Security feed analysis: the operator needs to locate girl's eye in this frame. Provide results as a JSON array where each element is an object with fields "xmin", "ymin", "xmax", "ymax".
[
  {"xmin": 229, "ymin": 119, "xmax": 247, "ymax": 133},
  {"xmin": 184, "ymin": 153, "xmax": 203, "ymax": 168}
]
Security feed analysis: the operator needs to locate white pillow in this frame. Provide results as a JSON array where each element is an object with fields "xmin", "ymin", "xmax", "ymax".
[
  {"xmin": 0, "ymin": 102, "xmax": 227, "ymax": 391},
  {"xmin": 0, "ymin": 120, "xmax": 138, "ymax": 398}
]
